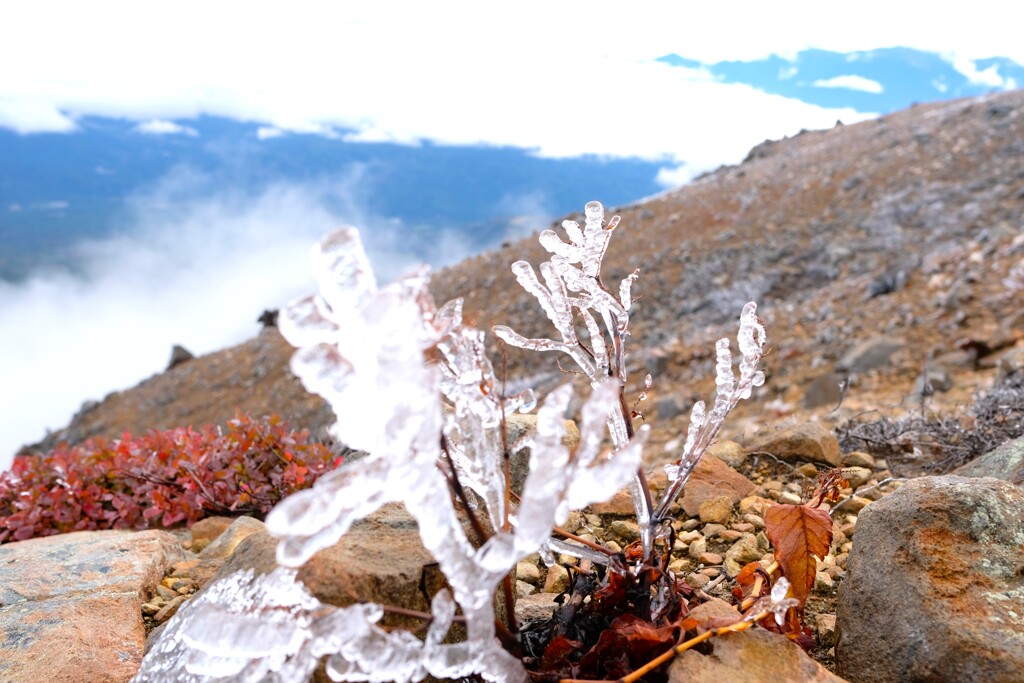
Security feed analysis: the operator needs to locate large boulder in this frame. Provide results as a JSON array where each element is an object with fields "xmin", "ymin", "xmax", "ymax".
[
  {"xmin": 836, "ymin": 476, "xmax": 1024, "ymax": 682},
  {"xmin": 0, "ymin": 530, "xmax": 187, "ymax": 682}
]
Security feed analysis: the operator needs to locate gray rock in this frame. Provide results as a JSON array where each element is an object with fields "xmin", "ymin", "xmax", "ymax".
[
  {"xmin": 801, "ymin": 371, "xmax": 844, "ymax": 409},
  {"xmin": 911, "ymin": 365, "xmax": 953, "ymax": 397},
  {"xmin": 837, "ymin": 337, "xmax": 903, "ymax": 374},
  {"xmin": 955, "ymin": 435, "xmax": 1024, "ymax": 486},
  {"xmin": 836, "ymin": 476, "xmax": 1024, "ymax": 682},
  {"xmin": 167, "ymin": 344, "xmax": 194, "ymax": 370},
  {"xmin": 657, "ymin": 394, "xmax": 685, "ymax": 421}
]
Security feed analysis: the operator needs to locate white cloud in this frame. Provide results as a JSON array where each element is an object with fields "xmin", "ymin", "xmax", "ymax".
[
  {"xmin": 257, "ymin": 126, "xmax": 285, "ymax": 140},
  {"xmin": 813, "ymin": 75, "xmax": 885, "ymax": 94},
  {"xmin": 0, "ymin": 167, "xmax": 501, "ymax": 470},
  {"xmin": 134, "ymin": 119, "xmax": 198, "ymax": 136},
  {"xmin": 0, "ymin": 98, "xmax": 76, "ymax": 133},
  {"xmin": 655, "ymin": 164, "xmax": 699, "ymax": 188},
  {"xmin": 2, "ymin": 1, "xmax": 1014, "ymax": 164},
  {"xmin": 945, "ymin": 54, "xmax": 1010, "ymax": 88}
]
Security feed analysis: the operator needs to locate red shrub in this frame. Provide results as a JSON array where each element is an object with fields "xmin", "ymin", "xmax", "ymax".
[{"xmin": 0, "ymin": 413, "xmax": 341, "ymax": 543}]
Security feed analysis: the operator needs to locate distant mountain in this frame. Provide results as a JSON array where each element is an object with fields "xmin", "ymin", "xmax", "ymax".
[
  {"xmin": 658, "ymin": 47, "xmax": 1024, "ymax": 114},
  {"xmin": 0, "ymin": 116, "xmax": 665, "ymax": 280}
]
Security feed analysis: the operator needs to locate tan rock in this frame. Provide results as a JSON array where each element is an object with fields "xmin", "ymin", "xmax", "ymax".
[
  {"xmin": 842, "ymin": 451, "xmax": 876, "ymax": 469},
  {"xmin": 707, "ymin": 439, "xmax": 748, "ymax": 469},
  {"xmin": 669, "ymin": 597, "xmax": 846, "ymax": 682},
  {"xmin": 516, "ymin": 561, "xmax": 541, "ymax": 585},
  {"xmin": 515, "ymin": 592, "xmax": 559, "ymax": 623},
  {"xmin": 543, "ymin": 564, "xmax": 570, "ymax": 594},
  {"xmin": 748, "ymin": 423, "xmax": 842, "ymax": 468},
  {"xmin": 0, "ymin": 528, "xmax": 184, "ymax": 683},
  {"xmin": 0, "ymin": 529, "xmax": 186, "ymax": 602},
  {"xmin": 679, "ymin": 455, "xmax": 757, "ymax": 517},
  {"xmin": 698, "ymin": 552, "xmax": 723, "ymax": 565},
  {"xmin": 815, "ymin": 613, "xmax": 837, "ymax": 648},
  {"xmin": 0, "ymin": 592, "xmax": 146, "ymax": 683},
  {"xmin": 698, "ymin": 495, "xmax": 734, "ymax": 525},
  {"xmin": 188, "ymin": 515, "xmax": 268, "ymax": 588},
  {"xmin": 724, "ymin": 534, "xmax": 763, "ymax": 577},
  {"xmin": 506, "ymin": 413, "xmax": 581, "ymax": 495},
  {"xmin": 188, "ymin": 515, "xmax": 237, "ymax": 552}
]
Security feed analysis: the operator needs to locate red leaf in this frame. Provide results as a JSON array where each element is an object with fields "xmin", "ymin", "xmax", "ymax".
[{"xmin": 763, "ymin": 503, "xmax": 832, "ymax": 605}]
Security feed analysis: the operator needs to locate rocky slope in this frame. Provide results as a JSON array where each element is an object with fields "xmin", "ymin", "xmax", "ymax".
[
  {"xmin": 29, "ymin": 88, "xmax": 1024, "ymax": 471},
  {"xmin": 6, "ymin": 88, "xmax": 1024, "ymax": 682}
]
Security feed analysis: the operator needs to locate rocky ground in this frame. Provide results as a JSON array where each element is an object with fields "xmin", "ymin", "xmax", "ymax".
[{"xmin": 3, "ymin": 88, "xmax": 1024, "ymax": 681}]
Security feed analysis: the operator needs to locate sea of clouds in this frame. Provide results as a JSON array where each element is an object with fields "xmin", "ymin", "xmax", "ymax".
[{"xmin": 0, "ymin": 167, "xmax": 533, "ymax": 471}]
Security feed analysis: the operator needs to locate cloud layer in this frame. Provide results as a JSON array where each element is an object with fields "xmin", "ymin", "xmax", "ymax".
[{"xmin": 0, "ymin": 168, "xmax": 515, "ymax": 469}]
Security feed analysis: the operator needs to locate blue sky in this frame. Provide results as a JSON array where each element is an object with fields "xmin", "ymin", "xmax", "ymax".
[{"xmin": 1, "ymin": 1, "xmax": 1022, "ymax": 181}]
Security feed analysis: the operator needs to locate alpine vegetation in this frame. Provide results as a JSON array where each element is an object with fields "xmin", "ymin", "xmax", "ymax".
[{"xmin": 134, "ymin": 201, "xmax": 768, "ymax": 682}]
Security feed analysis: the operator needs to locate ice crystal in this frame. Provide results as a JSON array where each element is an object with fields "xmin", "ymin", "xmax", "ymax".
[
  {"xmin": 746, "ymin": 577, "xmax": 800, "ymax": 627},
  {"xmin": 136, "ymin": 201, "xmax": 766, "ymax": 682},
  {"xmin": 133, "ymin": 568, "xmax": 334, "ymax": 682}
]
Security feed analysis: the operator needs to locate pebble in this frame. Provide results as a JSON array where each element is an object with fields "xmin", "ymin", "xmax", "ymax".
[
  {"xmin": 731, "ymin": 522, "xmax": 755, "ymax": 533},
  {"xmin": 688, "ymin": 537, "xmax": 708, "ymax": 560},
  {"xmin": 843, "ymin": 451, "xmax": 876, "ymax": 469},
  {"xmin": 841, "ymin": 495, "xmax": 873, "ymax": 513},
  {"xmin": 698, "ymin": 552, "xmax": 723, "ymax": 565},
  {"xmin": 543, "ymin": 565, "xmax": 569, "ymax": 593},
  {"xmin": 516, "ymin": 580, "xmax": 536, "ymax": 598},
  {"xmin": 701, "ymin": 523, "xmax": 727, "ymax": 538},
  {"xmin": 155, "ymin": 585, "xmax": 177, "ymax": 601},
  {"xmin": 843, "ymin": 467, "xmax": 873, "ymax": 488},
  {"xmin": 797, "ymin": 462, "xmax": 819, "ymax": 478},
  {"xmin": 686, "ymin": 573, "xmax": 710, "ymax": 588},
  {"xmin": 816, "ymin": 614, "xmax": 838, "ymax": 647},
  {"xmin": 516, "ymin": 561, "xmax": 541, "ymax": 585},
  {"xmin": 141, "ymin": 602, "xmax": 162, "ymax": 616},
  {"xmin": 677, "ymin": 530, "xmax": 702, "ymax": 544},
  {"xmin": 608, "ymin": 520, "xmax": 640, "ymax": 543},
  {"xmin": 698, "ymin": 495, "xmax": 734, "ymax": 525},
  {"xmin": 585, "ymin": 514, "xmax": 602, "ymax": 527},
  {"xmin": 680, "ymin": 519, "xmax": 701, "ymax": 531},
  {"xmin": 742, "ymin": 513, "xmax": 765, "ymax": 529},
  {"xmin": 153, "ymin": 595, "xmax": 187, "ymax": 622},
  {"xmin": 814, "ymin": 571, "xmax": 834, "ymax": 593},
  {"xmin": 715, "ymin": 529, "xmax": 744, "ymax": 543},
  {"xmin": 700, "ymin": 567, "xmax": 720, "ymax": 577},
  {"xmin": 779, "ymin": 491, "xmax": 803, "ymax": 505},
  {"xmin": 668, "ymin": 558, "xmax": 691, "ymax": 574},
  {"xmin": 739, "ymin": 496, "xmax": 773, "ymax": 516}
]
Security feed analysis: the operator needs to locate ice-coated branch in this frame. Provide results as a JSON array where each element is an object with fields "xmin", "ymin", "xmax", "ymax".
[
  {"xmin": 653, "ymin": 301, "xmax": 766, "ymax": 521},
  {"xmin": 495, "ymin": 201, "xmax": 656, "ymax": 557}
]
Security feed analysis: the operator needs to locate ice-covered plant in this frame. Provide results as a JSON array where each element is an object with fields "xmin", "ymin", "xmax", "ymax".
[{"xmin": 135, "ymin": 201, "xmax": 768, "ymax": 682}]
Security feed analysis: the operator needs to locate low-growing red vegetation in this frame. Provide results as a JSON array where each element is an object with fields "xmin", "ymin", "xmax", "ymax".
[{"xmin": 0, "ymin": 413, "xmax": 341, "ymax": 543}]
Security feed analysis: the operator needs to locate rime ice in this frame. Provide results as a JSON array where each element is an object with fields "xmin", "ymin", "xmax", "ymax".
[{"xmin": 134, "ymin": 202, "xmax": 766, "ymax": 682}]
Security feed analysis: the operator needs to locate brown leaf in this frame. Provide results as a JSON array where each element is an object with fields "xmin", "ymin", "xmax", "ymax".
[{"xmin": 763, "ymin": 503, "xmax": 832, "ymax": 605}]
